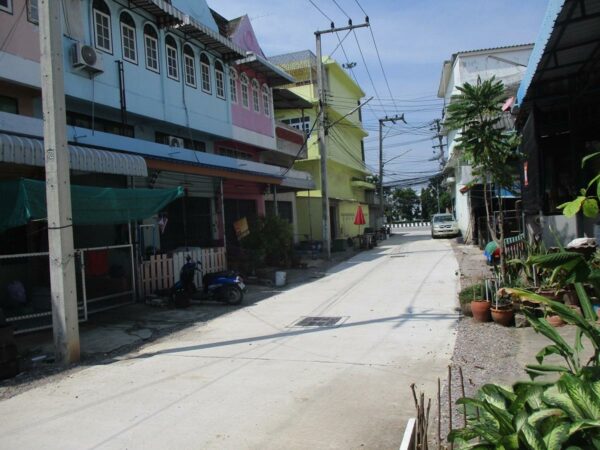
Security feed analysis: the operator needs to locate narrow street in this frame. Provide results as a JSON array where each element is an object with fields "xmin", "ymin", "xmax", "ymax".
[{"xmin": 0, "ymin": 230, "xmax": 459, "ymax": 450}]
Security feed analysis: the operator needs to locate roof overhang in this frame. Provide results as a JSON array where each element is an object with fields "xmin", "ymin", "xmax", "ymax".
[
  {"xmin": 272, "ymin": 88, "xmax": 313, "ymax": 109},
  {"xmin": 236, "ymin": 53, "xmax": 296, "ymax": 86},
  {"xmin": 0, "ymin": 133, "xmax": 148, "ymax": 177},
  {"xmin": 129, "ymin": 0, "xmax": 245, "ymax": 61},
  {"xmin": 517, "ymin": 0, "xmax": 600, "ymax": 109}
]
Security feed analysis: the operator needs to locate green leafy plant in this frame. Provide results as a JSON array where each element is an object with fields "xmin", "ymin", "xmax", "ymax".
[
  {"xmin": 240, "ymin": 215, "xmax": 294, "ymax": 270},
  {"xmin": 559, "ymin": 152, "xmax": 600, "ymax": 218},
  {"xmin": 459, "ymin": 282, "xmax": 486, "ymax": 306},
  {"xmin": 449, "ymin": 284, "xmax": 600, "ymax": 449}
]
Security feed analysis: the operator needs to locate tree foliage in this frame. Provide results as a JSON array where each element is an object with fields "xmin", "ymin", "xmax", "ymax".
[
  {"xmin": 444, "ymin": 77, "xmax": 519, "ymax": 191},
  {"xmin": 389, "ymin": 187, "xmax": 420, "ymax": 221},
  {"xmin": 420, "ymin": 175, "xmax": 452, "ymax": 220}
]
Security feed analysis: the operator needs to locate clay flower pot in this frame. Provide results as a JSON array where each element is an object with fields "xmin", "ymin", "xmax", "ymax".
[
  {"xmin": 546, "ymin": 315, "xmax": 565, "ymax": 327},
  {"xmin": 471, "ymin": 300, "xmax": 491, "ymax": 322},
  {"xmin": 491, "ymin": 307, "xmax": 514, "ymax": 327}
]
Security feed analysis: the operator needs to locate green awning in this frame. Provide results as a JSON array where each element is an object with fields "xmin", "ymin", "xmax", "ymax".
[{"xmin": 0, "ymin": 178, "xmax": 183, "ymax": 232}]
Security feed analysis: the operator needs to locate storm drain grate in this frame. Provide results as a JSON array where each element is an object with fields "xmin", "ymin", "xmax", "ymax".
[{"xmin": 295, "ymin": 316, "xmax": 343, "ymax": 327}]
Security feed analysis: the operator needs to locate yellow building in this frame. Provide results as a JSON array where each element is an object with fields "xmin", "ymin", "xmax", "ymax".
[{"xmin": 271, "ymin": 51, "xmax": 374, "ymax": 242}]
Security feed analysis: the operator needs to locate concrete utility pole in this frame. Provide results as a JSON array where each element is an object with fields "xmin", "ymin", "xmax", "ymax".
[
  {"xmin": 39, "ymin": 0, "xmax": 80, "ymax": 364},
  {"xmin": 432, "ymin": 119, "xmax": 446, "ymax": 214},
  {"xmin": 378, "ymin": 114, "xmax": 405, "ymax": 227},
  {"xmin": 315, "ymin": 20, "xmax": 369, "ymax": 259}
]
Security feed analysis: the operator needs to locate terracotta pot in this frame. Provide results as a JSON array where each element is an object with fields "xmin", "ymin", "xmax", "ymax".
[
  {"xmin": 546, "ymin": 315, "xmax": 565, "ymax": 327},
  {"xmin": 536, "ymin": 289, "xmax": 564, "ymax": 302},
  {"xmin": 491, "ymin": 307, "xmax": 514, "ymax": 327},
  {"xmin": 471, "ymin": 300, "xmax": 491, "ymax": 322},
  {"xmin": 562, "ymin": 288, "xmax": 579, "ymax": 306}
]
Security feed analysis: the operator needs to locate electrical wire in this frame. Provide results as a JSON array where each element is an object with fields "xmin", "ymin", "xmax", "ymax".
[{"xmin": 307, "ymin": 0, "xmax": 335, "ymax": 23}]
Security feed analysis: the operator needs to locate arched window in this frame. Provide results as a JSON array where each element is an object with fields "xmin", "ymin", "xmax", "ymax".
[
  {"xmin": 262, "ymin": 84, "xmax": 270, "ymax": 117},
  {"xmin": 251, "ymin": 79, "xmax": 260, "ymax": 112},
  {"xmin": 183, "ymin": 44, "xmax": 196, "ymax": 87},
  {"xmin": 143, "ymin": 24, "xmax": 159, "ymax": 72},
  {"xmin": 215, "ymin": 61, "xmax": 225, "ymax": 99},
  {"xmin": 200, "ymin": 53, "xmax": 211, "ymax": 93},
  {"xmin": 229, "ymin": 68, "xmax": 238, "ymax": 103},
  {"xmin": 93, "ymin": 0, "xmax": 112, "ymax": 53},
  {"xmin": 165, "ymin": 35, "xmax": 179, "ymax": 80},
  {"xmin": 120, "ymin": 12, "xmax": 136, "ymax": 63},
  {"xmin": 240, "ymin": 73, "xmax": 249, "ymax": 108}
]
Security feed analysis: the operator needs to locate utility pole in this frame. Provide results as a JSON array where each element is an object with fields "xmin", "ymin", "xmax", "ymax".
[
  {"xmin": 39, "ymin": 0, "xmax": 80, "ymax": 364},
  {"xmin": 315, "ymin": 20, "xmax": 369, "ymax": 259},
  {"xmin": 432, "ymin": 119, "xmax": 446, "ymax": 214},
  {"xmin": 379, "ymin": 114, "xmax": 405, "ymax": 227}
]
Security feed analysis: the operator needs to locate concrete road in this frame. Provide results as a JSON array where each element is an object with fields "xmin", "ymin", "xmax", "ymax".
[{"xmin": 0, "ymin": 230, "xmax": 459, "ymax": 450}]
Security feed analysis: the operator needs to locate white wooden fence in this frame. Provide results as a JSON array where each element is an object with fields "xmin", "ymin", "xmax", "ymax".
[{"xmin": 139, "ymin": 247, "xmax": 227, "ymax": 298}]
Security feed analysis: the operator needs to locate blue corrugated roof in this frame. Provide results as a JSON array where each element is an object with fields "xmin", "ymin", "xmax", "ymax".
[{"xmin": 516, "ymin": 0, "xmax": 566, "ymax": 105}]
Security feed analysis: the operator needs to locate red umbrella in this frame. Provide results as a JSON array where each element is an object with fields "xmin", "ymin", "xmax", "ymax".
[
  {"xmin": 354, "ymin": 205, "xmax": 366, "ymax": 237},
  {"xmin": 354, "ymin": 205, "xmax": 366, "ymax": 225}
]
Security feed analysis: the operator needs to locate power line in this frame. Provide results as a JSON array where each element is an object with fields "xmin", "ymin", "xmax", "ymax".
[
  {"xmin": 307, "ymin": 0, "xmax": 334, "ymax": 23},
  {"xmin": 330, "ymin": 0, "xmax": 350, "ymax": 19}
]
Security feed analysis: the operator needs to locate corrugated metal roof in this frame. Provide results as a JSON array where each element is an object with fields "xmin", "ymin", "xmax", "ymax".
[
  {"xmin": 517, "ymin": 0, "xmax": 600, "ymax": 106},
  {"xmin": 0, "ymin": 133, "xmax": 148, "ymax": 177},
  {"xmin": 235, "ymin": 53, "xmax": 296, "ymax": 86},
  {"xmin": 453, "ymin": 43, "xmax": 534, "ymax": 58},
  {"xmin": 270, "ymin": 50, "xmax": 317, "ymax": 68}
]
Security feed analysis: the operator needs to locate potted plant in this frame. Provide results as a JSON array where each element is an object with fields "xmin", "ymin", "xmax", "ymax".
[
  {"xmin": 470, "ymin": 281, "xmax": 491, "ymax": 322},
  {"xmin": 458, "ymin": 282, "xmax": 484, "ymax": 317},
  {"xmin": 491, "ymin": 289, "xmax": 514, "ymax": 326}
]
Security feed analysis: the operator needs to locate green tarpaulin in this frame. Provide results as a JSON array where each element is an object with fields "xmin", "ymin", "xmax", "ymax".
[{"xmin": 0, "ymin": 178, "xmax": 184, "ymax": 232}]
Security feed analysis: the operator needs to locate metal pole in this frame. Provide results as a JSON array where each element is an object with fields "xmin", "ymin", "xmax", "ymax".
[
  {"xmin": 39, "ymin": 0, "xmax": 80, "ymax": 364},
  {"xmin": 315, "ymin": 31, "xmax": 331, "ymax": 259},
  {"xmin": 273, "ymin": 185, "xmax": 279, "ymax": 216},
  {"xmin": 379, "ymin": 119, "xmax": 384, "ymax": 228}
]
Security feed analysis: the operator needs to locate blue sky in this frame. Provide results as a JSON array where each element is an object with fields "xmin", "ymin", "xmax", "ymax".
[{"xmin": 207, "ymin": 0, "xmax": 549, "ymax": 186}]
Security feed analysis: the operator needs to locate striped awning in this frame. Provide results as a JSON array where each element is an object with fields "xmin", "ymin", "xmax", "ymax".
[{"xmin": 0, "ymin": 133, "xmax": 147, "ymax": 177}]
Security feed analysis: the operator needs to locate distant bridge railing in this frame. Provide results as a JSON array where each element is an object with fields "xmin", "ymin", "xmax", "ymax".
[{"xmin": 389, "ymin": 221, "xmax": 431, "ymax": 229}]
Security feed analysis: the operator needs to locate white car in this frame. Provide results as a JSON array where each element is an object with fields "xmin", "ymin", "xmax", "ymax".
[{"xmin": 431, "ymin": 213, "xmax": 459, "ymax": 238}]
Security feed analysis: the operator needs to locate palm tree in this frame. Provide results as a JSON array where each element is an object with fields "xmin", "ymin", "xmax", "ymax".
[{"xmin": 444, "ymin": 77, "xmax": 519, "ymax": 279}]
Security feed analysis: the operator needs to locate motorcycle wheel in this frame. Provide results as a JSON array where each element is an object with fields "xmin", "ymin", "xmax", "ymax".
[{"xmin": 221, "ymin": 285, "xmax": 243, "ymax": 305}]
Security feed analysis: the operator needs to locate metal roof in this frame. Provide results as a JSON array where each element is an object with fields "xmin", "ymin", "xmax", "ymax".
[
  {"xmin": 0, "ymin": 133, "xmax": 148, "ymax": 177},
  {"xmin": 270, "ymin": 50, "xmax": 317, "ymax": 69},
  {"xmin": 235, "ymin": 53, "xmax": 296, "ymax": 86},
  {"xmin": 517, "ymin": 0, "xmax": 600, "ymax": 105},
  {"xmin": 272, "ymin": 88, "xmax": 313, "ymax": 109},
  {"xmin": 129, "ymin": 0, "xmax": 245, "ymax": 61}
]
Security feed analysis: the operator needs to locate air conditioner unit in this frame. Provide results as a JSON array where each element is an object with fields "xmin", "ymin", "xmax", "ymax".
[
  {"xmin": 72, "ymin": 42, "xmax": 103, "ymax": 74},
  {"xmin": 167, "ymin": 136, "xmax": 185, "ymax": 148}
]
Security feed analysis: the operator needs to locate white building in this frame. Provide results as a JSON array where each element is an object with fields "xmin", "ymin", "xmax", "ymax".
[{"xmin": 437, "ymin": 44, "xmax": 533, "ymax": 244}]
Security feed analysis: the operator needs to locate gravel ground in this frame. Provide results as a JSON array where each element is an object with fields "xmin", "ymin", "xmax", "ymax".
[{"xmin": 426, "ymin": 241, "xmax": 525, "ymax": 448}]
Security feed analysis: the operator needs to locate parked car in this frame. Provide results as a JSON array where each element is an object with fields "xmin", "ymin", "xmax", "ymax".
[{"xmin": 431, "ymin": 213, "xmax": 460, "ymax": 238}]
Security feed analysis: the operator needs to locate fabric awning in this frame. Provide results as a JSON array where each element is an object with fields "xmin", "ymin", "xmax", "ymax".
[
  {"xmin": 0, "ymin": 178, "xmax": 183, "ymax": 232},
  {"xmin": 0, "ymin": 133, "xmax": 148, "ymax": 177}
]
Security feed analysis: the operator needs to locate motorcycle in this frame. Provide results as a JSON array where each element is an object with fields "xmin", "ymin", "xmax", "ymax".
[{"xmin": 171, "ymin": 257, "xmax": 246, "ymax": 307}]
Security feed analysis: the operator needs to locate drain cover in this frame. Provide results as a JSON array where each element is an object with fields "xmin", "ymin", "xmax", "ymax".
[{"xmin": 295, "ymin": 316, "xmax": 342, "ymax": 327}]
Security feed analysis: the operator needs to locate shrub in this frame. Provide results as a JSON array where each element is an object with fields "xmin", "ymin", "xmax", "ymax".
[{"xmin": 240, "ymin": 215, "xmax": 293, "ymax": 270}]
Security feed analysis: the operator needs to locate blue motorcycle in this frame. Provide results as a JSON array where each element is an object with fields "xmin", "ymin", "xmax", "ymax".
[{"xmin": 172, "ymin": 256, "xmax": 246, "ymax": 306}]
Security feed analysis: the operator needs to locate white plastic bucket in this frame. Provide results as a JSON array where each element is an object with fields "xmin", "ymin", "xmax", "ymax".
[{"xmin": 275, "ymin": 271, "xmax": 287, "ymax": 287}]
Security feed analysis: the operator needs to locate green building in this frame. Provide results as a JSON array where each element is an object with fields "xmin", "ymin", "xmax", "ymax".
[{"xmin": 271, "ymin": 51, "xmax": 374, "ymax": 242}]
